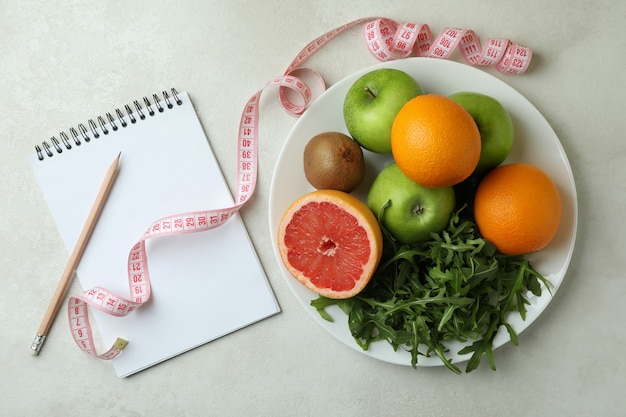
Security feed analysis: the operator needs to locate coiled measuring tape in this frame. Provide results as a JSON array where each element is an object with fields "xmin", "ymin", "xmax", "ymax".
[{"xmin": 68, "ymin": 17, "xmax": 532, "ymax": 359}]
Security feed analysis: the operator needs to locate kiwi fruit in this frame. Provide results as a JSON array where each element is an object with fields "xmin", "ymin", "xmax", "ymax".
[{"xmin": 303, "ymin": 131, "xmax": 365, "ymax": 192}]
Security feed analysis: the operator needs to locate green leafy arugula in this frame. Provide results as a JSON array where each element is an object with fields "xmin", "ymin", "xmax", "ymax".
[{"xmin": 311, "ymin": 207, "xmax": 550, "ymax": 374}]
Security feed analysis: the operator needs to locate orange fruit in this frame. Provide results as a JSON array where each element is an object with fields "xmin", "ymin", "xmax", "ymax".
[
  {"xmin": 277, "ymin": 189, "xmax": 383, "ymax": 299},
  {"xmin": 474, "ymin": 163, "xmax": 562, "ymax": 255},
  {"xmin": 391, "ymin": 94, "xmax": 481, "ymax": 188}
]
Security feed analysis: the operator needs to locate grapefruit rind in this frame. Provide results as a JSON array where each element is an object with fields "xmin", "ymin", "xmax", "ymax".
[{"xmin": 277, "ymin": 189, "xmax": 383, "ymax": 299}]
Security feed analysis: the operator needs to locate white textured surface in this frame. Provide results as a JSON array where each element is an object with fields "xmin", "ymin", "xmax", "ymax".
[{"xmin": 1, "ymin": 1, "xmax": 624, "ymax": 416}]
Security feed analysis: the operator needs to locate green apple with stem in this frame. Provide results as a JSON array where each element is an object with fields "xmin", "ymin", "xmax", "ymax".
[
  {"xmin": 448, "ymin": 91, "xmax": 514, "ymax": 173},
  {"xmin": 343, "ymin": 68, "xmax": 424, "ymax": 154},
  {"xmin": 367, "ymin": 163, "xmax": 456, "ymax": 244}
]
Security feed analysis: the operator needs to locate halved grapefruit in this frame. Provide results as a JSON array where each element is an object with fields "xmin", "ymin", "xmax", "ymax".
[{"xmin": 277, "ymin": 189, "xmax": 383, "ymax": 299}]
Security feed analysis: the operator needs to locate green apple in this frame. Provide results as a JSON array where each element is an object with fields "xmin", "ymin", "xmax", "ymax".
[
  {"xmin": 367, "ymin": 163, "xmax": 455, "ymax": 244},
  {"xmin": 343, "ymin": 68, "xmax": 424, "ymax": 154},
  {"xmin": 448, "ymin": 91, "xmax": 514, "ymax": 173}
]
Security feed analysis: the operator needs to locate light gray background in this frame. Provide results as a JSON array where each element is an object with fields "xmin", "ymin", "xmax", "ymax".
[{"xmin": 1, "ymin": 1, "xmax": 623, "ymax": 416}]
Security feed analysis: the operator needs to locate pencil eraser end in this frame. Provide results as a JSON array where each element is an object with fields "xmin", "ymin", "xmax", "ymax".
[{"xmin": 31, "ymin": 334, "xmax": 46, "ymax": 356}]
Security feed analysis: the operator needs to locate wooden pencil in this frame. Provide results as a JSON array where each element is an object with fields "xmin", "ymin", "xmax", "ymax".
[{"xmin": 30, "ymin": 152, "xmax": 121, "ymax": 356}]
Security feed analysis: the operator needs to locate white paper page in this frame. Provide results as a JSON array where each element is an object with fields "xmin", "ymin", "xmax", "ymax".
[{"xmin": 29, "ymin": 91, "xmax": 280, "ymax": 377}]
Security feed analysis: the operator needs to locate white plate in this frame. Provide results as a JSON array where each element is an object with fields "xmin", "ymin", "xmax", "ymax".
[{"xmin": 269, "ymin": 57, "xmax": 578, "ymax": 367}]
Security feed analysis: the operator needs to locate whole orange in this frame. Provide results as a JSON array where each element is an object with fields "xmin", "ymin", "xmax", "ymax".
[
  {"xmin": 391, "ymin": 94, "xmax": 481, "ymax": 188},
  {"xmin": 474, "ymin": 163, "xmax": 562, "ymax": 256}
]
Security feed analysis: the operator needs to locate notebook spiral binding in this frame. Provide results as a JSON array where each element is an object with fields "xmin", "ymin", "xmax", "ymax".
[{"xmin": 35, "ymin": 88, "xmax": 182, "ymax": 161}]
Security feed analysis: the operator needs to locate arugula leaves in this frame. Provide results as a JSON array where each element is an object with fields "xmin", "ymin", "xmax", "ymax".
[{"xmin": 311, "ymin": 207, "xmax": 550, "ymax": 374}]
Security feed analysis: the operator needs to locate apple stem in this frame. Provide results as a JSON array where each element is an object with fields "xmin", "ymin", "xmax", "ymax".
[{"xmin": 363, "ymin": 86, "xmax": 377, "ymax": 99}]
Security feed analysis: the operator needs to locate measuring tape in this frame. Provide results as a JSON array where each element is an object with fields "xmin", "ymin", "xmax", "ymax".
[{"xmin": 67, "ymin": 17, "xmax": 532, "ymax": 359}]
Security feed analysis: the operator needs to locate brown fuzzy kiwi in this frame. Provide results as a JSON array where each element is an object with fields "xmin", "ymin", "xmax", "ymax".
[{"xmin": 303, "ymin": 132, "xmax": 365, "ymax": 192}]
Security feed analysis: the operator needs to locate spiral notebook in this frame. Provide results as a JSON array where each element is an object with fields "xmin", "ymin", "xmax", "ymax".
[{"xmin": 28, "ymin": 88, "xmax": 280, "ymax": 377}]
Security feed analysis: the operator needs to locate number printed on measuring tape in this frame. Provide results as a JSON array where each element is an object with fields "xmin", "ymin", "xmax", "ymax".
[{"xmin": 68, "ymin": 16, "xmax": 532, "ymax": 360}]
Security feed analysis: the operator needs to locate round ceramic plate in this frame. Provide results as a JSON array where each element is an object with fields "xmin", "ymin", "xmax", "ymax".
[{"xmin": 269, "ymin": 57, "xmax": 577, "ymax": 367}]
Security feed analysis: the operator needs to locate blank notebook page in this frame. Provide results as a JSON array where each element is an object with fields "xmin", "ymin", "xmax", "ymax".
[{"xmin": 29, "ymin": 90, "xmax": 280, "ymax": 377}]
